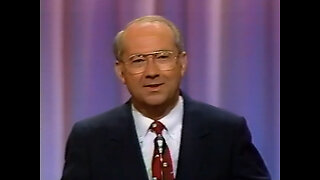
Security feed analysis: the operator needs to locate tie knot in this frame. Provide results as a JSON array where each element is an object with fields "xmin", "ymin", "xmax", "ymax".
[{"xmin": 149, "ymin": 121, "xmax": 166, "ymax": 135}]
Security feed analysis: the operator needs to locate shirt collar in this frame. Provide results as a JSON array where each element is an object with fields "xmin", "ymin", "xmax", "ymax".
[{"xmin": 132, "ymin": 96, "xmax": 184, "ymax": 138}]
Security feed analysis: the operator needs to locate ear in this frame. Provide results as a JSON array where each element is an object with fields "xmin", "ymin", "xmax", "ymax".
[
  {"xmin": 179, "ymin": 51, "xmax": 188, "ymax": 76},
  {"xmin": 114, "ymin": 61, "xmax": 126, "ymax": 84}
]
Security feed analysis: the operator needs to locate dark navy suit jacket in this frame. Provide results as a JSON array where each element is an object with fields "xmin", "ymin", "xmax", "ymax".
[{"xmin": 61, "ymin": 94, "xmax": 271, "ymax": 180}]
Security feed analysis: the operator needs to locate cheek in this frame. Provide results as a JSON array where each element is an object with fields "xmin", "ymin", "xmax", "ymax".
[
  {"xmin": 123, "ymin": 79, "xmax": 140, "ymax": 96},
  {"xmin": 165, "ymin": 71, "xmax": 182, "ymax": 88},
  {"xmin": 124, "ymin": 75, "xmax": 142, "ymax": 88}
]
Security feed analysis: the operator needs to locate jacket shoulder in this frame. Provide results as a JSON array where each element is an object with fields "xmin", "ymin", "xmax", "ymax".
[
  {"xmin": 187, "ymin": 99, "xmax": 245, "ymax": 126},
  {"xmin": 71, "ymin": 103, "xmax": 130, "ymax": 135}
]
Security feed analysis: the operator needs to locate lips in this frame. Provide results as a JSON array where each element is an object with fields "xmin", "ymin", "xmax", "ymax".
[{"xmin": 143, "ymin": 83, "xmax": 164, "ymax": 87}]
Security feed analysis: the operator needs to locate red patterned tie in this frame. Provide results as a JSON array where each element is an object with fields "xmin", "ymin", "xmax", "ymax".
[{"xmin": 150, "ymin": 121, "xmax": 175, "ymax": 180}]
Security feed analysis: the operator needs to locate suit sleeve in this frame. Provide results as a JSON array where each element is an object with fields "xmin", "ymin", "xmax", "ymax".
[
  {"xmin": 231, "ymin": 118, "xmax": 271, "ymax": 180},
  {"xmin": 61, "ymin": 123, "xmax": 91, "ymax": 180}
]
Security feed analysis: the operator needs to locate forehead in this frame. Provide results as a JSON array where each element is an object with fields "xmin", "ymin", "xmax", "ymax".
[{"xmin": 122, "ymin": 22, "xmax": 176, "ymax": 55}]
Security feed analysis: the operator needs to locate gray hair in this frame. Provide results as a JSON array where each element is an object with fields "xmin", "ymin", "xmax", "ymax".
[{"xmin": 113, "ymin": 15, "xmax": 185, "ymax": 61}]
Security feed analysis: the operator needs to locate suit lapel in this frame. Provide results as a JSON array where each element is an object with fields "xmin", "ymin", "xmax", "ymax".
[
  {"xmin": 175, "ymin": 94, "xmax": 211, "ymax": 180},
  {"xmin": 101, "ymin": 102, "xmax": 149, "ymax": 180},
  {"xmin": 122, "ymin": 103, "xmax": 149, "ymax": 180}
]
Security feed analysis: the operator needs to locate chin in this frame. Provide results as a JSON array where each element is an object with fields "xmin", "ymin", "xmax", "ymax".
[{"xmin": 142, "ymin": 94, "xmax": 167, "ymax": 106}]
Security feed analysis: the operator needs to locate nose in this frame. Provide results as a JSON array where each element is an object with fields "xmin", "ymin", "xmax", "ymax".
[{"xmin": 144, "ymin": 56, "xmax": 160, "ymax": 79}]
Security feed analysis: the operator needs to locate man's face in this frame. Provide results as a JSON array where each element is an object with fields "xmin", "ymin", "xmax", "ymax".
[{"xmin": 115, "ymin": 22, "xmax": 187, "ymax": 107}]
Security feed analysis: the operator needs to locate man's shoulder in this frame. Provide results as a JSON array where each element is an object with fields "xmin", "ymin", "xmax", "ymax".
[
  {"xmin": 186, "ymin": 98, "xmax": 245, "ymax": 126},
  {"xmin": 72, "ymin": 103, "xmax": 129, "ymax": 132}
]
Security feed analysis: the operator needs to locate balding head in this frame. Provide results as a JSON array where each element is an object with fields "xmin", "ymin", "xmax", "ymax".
[{"xmin": 113, "ymin": 15, "xmax": 184, "ymax": 61}]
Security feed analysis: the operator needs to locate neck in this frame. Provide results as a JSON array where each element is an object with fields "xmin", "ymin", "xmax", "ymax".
[{"xmin": 132, "ymin": 94, "xmax": 180, "ymax": 120}]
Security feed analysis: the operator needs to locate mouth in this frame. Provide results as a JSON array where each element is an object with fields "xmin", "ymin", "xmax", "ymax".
[{"xmin": 143, "ymin": 83, "xmax": 164, "ymax": 90}]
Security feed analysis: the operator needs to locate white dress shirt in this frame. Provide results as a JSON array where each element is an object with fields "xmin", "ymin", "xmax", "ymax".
[{"xmin": 132, "ymin": 96, "xmax": 183, "ymax": 180}]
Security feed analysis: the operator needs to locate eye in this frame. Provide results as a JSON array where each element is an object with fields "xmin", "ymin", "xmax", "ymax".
[
  {"xmin": 157, "ymin": 55, "xmax": 169, "ymax": 59},
  {"xmin": 156, "ymin": 53, "xmax": 170, "ymax": 59},
  {"xmin": 131, "ymin": 59, "xmax": 145, "ymax": 64}
]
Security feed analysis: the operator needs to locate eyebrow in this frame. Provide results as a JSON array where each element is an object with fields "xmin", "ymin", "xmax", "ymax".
[{"xmin": 129, "ymin": 50, "xmax": 173, "ymax": 57}]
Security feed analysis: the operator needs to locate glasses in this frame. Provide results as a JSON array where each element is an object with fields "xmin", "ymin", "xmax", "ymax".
[{"xmin": 122, "ymin": 50, "xmax": 179, "ymax": 74}]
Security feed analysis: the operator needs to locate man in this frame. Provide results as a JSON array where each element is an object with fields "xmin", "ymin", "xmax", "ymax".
[{"xmin": 61, "ymin": 15, "xmax": 271, "ymax": 180}]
